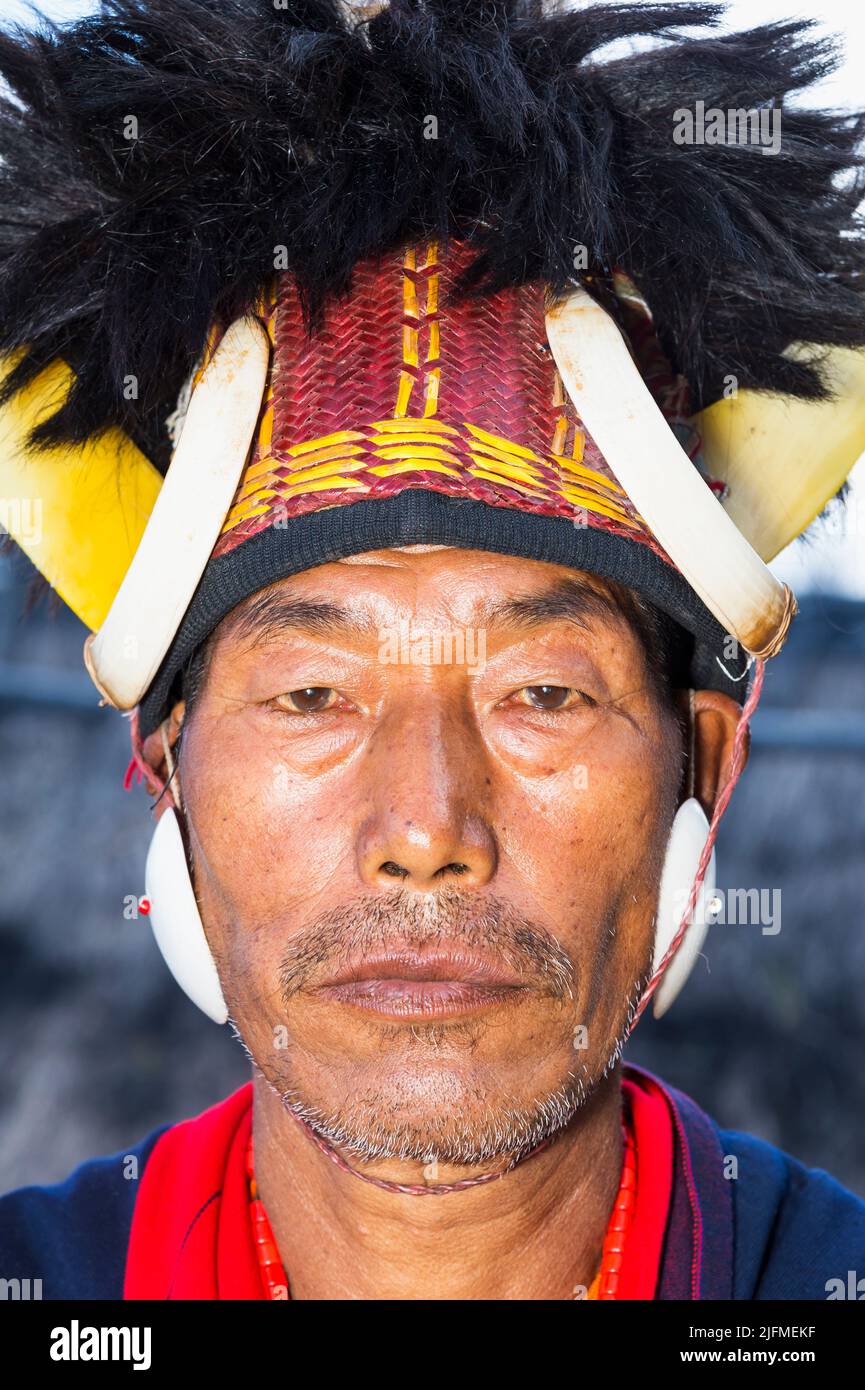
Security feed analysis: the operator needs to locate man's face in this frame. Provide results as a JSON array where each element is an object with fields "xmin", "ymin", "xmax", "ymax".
[{"xmin": 178, "ymin": 547, "xmax": 683, "ymax": 1163}]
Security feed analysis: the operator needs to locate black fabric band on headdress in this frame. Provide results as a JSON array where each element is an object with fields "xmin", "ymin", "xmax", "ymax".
[{"xmin": 138, "ymin": 488, "xmax": 747, "ymax": 737}]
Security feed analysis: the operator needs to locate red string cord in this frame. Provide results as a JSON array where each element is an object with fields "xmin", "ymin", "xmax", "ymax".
[
  {"xmin": 123, "ymin": 709, "xmax": 166, "ymax": 795},
  {"xmin": 283, "ymin": 1102, "xmax": 554, "ymax": 1196}
]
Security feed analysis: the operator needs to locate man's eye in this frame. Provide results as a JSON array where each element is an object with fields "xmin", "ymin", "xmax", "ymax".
[
  {"xmin": 276, "ymin": 687, "xmax": 339, "ymax": 714},
  {"xmin": 516, "ymin": 685, "xmax": 590, "ymax": 711}
]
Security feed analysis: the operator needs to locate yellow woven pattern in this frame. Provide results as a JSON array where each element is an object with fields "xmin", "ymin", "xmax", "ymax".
[
  {"xmin": 219, "ymin": 248, "xmax": 641, "ymax": 539},
  {"xmin": 221, "ymin": 414, "xmax": 636, "ymax": 532},
  {"xmin": 394, "ymin": 241, "xmax": 440, "ymax": 419}
]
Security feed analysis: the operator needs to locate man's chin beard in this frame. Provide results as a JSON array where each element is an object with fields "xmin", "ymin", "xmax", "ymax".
[
  {"xmin": 232, "ymin": 979, "xmax": 646, "ymax": 1167},
  {"xmin": 272, "ymin": 1068, "xmax": 608, "ymax": 1166}
]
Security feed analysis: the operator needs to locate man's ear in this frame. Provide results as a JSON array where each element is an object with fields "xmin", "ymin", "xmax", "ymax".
[
  {"xmin": 680, "ymin": 689, "xmax": 748, "ymax": 821},
  {"xmin": 139, "ymin": 700, "xmax": 186, "ymax": 814}
]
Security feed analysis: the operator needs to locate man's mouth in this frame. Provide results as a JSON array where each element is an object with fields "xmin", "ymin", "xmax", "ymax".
[{"xmin": 313, "ymin": 948, "xmax": 530, "ymax": 1020}]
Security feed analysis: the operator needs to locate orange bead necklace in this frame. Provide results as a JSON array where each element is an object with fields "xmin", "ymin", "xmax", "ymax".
[{"xmin": 246, "ymin": 1115, "xmax": 637, "ymax": 1301}]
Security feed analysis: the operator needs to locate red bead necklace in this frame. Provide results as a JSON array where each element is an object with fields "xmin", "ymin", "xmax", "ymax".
[{"xmin": 246, "ymin": 1114, "xmax": 637, "ymax": 1301}]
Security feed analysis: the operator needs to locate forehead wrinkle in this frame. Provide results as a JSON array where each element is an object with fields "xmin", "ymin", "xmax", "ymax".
[
  {"xmin": 220, "ymin": 589, "xmax": 379, "ymax": 650},
  {"xmin": 477, "ymin": 576, "xmax": 632, "ymax": 636}
]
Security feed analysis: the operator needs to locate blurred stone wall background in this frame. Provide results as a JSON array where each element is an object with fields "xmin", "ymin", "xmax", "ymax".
[{"xmin": 1, "ymin": 548, "xmax": 863, "ymax": 1197}]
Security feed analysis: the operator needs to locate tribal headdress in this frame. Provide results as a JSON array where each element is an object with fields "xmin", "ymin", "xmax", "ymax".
[{"xmin": 1, "ymin": 3, "xmax": 864, "ymax": 744}]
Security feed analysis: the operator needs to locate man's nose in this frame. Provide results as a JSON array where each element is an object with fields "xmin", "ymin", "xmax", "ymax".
[{"xmin": 356, "ymin": 707, "xmax": 497, "ymax": 891}]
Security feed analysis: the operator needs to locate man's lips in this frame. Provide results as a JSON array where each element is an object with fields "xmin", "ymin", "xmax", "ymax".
[{"xmin": 313, "ymin": 949, "xmax": 529, "ymax": 1020}]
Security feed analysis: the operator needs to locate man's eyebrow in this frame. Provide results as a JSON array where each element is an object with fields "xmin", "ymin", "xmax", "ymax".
[
  {"xmin": 221, "ymin": 576, "xmax": 629, "ymax": 647},
  {"xmin": 222, "ymin": 591, "xmax": 377, "ymax": 646},
  {"xmin": 479, "ymin": 577, "xmax": 629, "ymax": 632}
]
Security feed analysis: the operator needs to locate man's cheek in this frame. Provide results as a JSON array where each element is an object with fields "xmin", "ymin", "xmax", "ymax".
[
  {"xmin": 504, "ymin": 759, "xmax": 667, "ymax": 920},
  {"xmin": 217, "ymin": 928, "xmax": 298, "ymax": 1053},
  {"xmin": 189, "ymin": 764, "xmax": 339, "ymax": 910}
]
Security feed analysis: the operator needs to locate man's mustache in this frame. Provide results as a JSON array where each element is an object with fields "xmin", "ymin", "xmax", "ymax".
[{"xmin": 277, "ymin": 890, "xmax": 575, "ymax": 1003}]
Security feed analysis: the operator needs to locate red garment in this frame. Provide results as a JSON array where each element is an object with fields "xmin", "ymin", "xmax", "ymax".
[
  {"xmin": 618, "ymin": 1070, "xmax": 674, "ymax": 1299},
  {"xmin": 124, "ymin": 1085, "xmax": 258, "ymax": 1300},
  {"xmin": 124, "ymin": 1071, "xmax": 673, "ymax": 1300}
]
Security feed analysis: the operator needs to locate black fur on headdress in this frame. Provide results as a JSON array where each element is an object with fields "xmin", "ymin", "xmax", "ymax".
[{"xmin": 0, "ymin": 0, "xmax": 863, "ymax": 472}]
